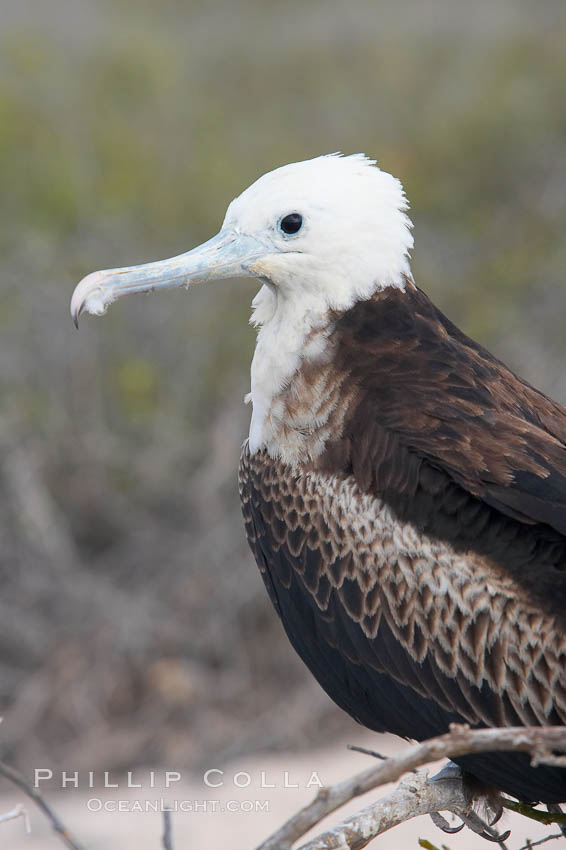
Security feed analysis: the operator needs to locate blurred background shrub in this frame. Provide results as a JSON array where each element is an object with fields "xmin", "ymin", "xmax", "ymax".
[{"xmin": 0, "ymin": 0, "xmax": 565, "ymax": 773}]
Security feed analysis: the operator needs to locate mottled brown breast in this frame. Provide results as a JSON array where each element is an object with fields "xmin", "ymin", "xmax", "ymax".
[
  {"xmin": 240, "ymin": 444, "xmax": 566, "ymax": 722},
  {"xmin": 239, "ymin": 442, "xmax": 566, "ymax": 802}
]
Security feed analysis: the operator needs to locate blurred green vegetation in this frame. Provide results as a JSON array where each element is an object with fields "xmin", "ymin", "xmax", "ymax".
[{"xmin": 0, "ymin": 0, "xmax": 566, "ymax": 773}]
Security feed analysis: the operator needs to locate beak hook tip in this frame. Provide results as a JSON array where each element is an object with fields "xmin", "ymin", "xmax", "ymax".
[{"xmin": 70, "ymin": 300, "xmax": 83, "ymax": 329}]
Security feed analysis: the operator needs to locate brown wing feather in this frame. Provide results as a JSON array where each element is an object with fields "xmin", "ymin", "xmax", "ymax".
[
  {"xmin": 317, "ymin": 285, "xmax": 566, "ymax": 616},
  {"xmin": 330, "ymin": 284, "xmax": 566, "ymax": 535}
]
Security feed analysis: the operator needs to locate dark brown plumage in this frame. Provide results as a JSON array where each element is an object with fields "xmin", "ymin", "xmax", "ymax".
[{"xmin": 240, "ymin": 280, "xmax": 566, "ymax": 803}]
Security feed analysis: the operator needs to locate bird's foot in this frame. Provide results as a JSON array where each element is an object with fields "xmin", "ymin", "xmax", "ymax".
[
  {"xmin": 429, "ymin": 761, "xmax": 510, "ymax": 847},
  {"xmin": 429, "ymin": 810, "xmax": 465, "ymax": 834},
  {"xmin": 429, "ymin": 804, "xmax": 511, "ymax": 846}
]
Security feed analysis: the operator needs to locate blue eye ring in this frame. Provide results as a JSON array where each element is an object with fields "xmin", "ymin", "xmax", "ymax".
[{"xmin": 279, "ymin": 213, "xmax": 303, "ymax": 235}]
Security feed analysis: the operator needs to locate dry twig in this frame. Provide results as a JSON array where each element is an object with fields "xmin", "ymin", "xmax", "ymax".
[
  {"xmin": 0, "ymin": 802, "xmax": 30, "ymax": 831},
  {"xmin": 162, "ymin": 809, "xmax": 174, "ymax": 850},
  {"xmin": 516, "ymin": 834, "xmax": 565, "ymax": 850},
  {"xmin": 0, "ymin": 759, "xmax": 84, "ymax": 850},
  {"xmin": 254, "ymin": 724, "xmax": 566, "ymax": 850},
  {"xmin": 296, "ymin": 769, "xmax": 470, "ymax": 850},
  {"xmin": 0, "ymin": 757, "xmax": 181, "ymax": 850}
]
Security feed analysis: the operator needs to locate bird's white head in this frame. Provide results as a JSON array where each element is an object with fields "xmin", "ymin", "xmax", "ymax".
[
  {"xmin": 225, "ymin": 153, "xmax": 413, "ymax": 324},
  {"xmin": 71, "ymin": 154, "xmax": 413, "ymax": 328},
  {"xmin": 71, "ymin": 154, "xmax": 414, "ymax": 456}
]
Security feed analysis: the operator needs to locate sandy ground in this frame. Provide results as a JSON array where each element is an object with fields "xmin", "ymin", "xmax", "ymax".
[{"xmin": 0, "ymin": 734, "xmax": 560, "ymax": 849}]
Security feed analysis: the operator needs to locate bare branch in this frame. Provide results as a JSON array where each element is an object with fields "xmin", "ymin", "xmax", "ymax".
[
  {"xmin": 0, "ymin": 761, "xmax": 176, "ymax": 850},
  {"xmin": 0, "ymin": 803, "xmax": 30, "ymax": 832},
  {"xmin": 254, "ymin": 724, "xmax": 566, "ymax": 850},
  {"xmin": 0, "ymin": 760, "xmax": 84, "ymax": 850},
  {"xmin": 296, "ymin": 770, "xmax": 470, "ymax": 850},
  {"xmin": 162, "ymin": 810, "xmax": 174, "ymax": 850},
  {"xmin": 502, "ymin": 801, "xmax": 566, "ymax": 826},
  {"xmin": 516, "ymin": 834, "xmax": 565, "ymax": 850},
  {"xmin": 346, "ymin": 744, "xmax": 388, "ymax": 760}
]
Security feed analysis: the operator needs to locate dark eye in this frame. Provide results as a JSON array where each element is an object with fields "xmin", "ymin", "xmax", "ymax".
[{"xmin": 280, "ymin": 213, "xmax": 303, "ymax": 235}]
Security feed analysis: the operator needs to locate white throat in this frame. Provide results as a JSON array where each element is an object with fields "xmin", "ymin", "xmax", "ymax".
[
  {"xmin": 247, "ymin": 270, "xmax": 411, "ymax": 458},
  {"xmin": 248, "ymin": 284, "xmax": 331, "ymax": 455}
]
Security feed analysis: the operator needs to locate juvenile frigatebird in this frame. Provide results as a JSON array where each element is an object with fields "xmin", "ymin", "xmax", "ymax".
[{"xmin": 71, "ymin": 154, "xmax": 566, "ymax": 806}]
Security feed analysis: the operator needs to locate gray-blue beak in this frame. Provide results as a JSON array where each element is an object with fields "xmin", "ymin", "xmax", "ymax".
[{"xmin": 70, "ymin": 229, "xmax": 266, "ymax": 327}]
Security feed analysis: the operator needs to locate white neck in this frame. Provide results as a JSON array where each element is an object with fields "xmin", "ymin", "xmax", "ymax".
[
  {"xmin": 248, "ymin": 285, "xmax": 327, "ymax": 454},
  {"xmin": 247, "ymin": 269, "xmax": 410, "ymax": 457}
]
